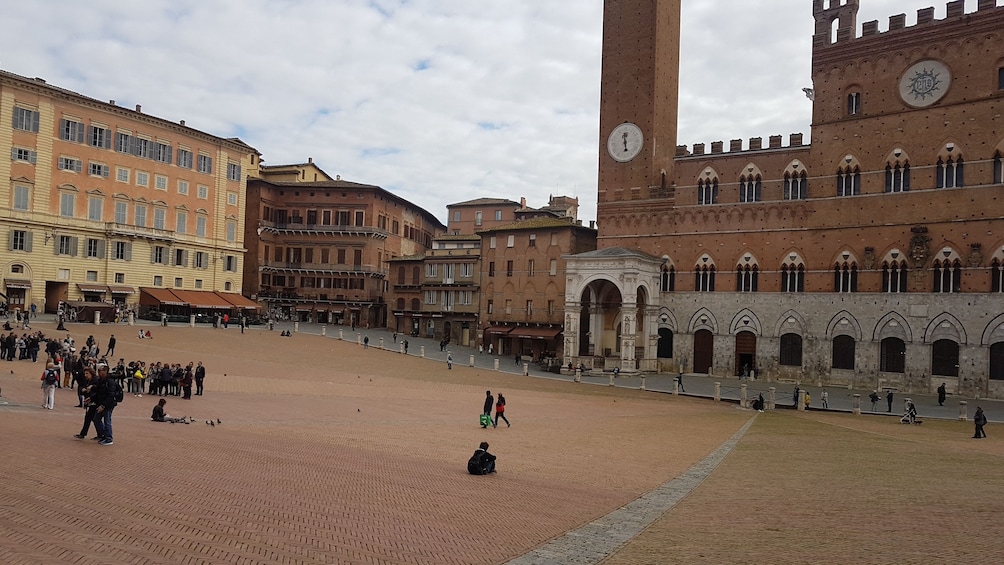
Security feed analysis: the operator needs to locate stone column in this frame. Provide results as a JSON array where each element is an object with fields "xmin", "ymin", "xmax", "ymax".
[
  {"xmin": 400, "ymin": 343, "xmax": 405, "ymax": 354},
  {"xmin": 797, "ymin": 389, "xmax": 806, "ymax": 411},
  {"xmin": 338, "ymin": 329, "xmax": 344, "ymax": 340},
  {"xmin": 959, "ymin": 401, "xmax": 968, "ymax": 421},
  {"xmin": 321, "ymin": 325, "xmax": 326, "ymax": 336},
  {"xmin": 189, "ymin": 314, "xmax": 195, "ymax": 327},
  {"xmin": 640, "ymin": 375, "xmax": 646, "ymax": 391},
  {"xmin": 562, "ymin": 309, "xmax": 580, "ymax": 370},
  {"xmin": 420, "ymin": 346, "xmax": 425, "ymax": 358},
  {"xmin": 673, "ymin": 380, "xmax": 679, "ymax": 395},
  {"xmin": 293, "ymin": 321, "xmax": 299, "ymax": 333},
  {"xmin": 128, "ymin": 312, "xmax": 134, "ymax": 326},
  {"xmin": 95, "ymin": 312, "xmax": 101, "ymax": 325},
  {"xmin": 523, "ymin": 363, "xmax": 529, "ymax": 376},
  {"xmin": 853, "ymin": 393, "xmax": 861, "ymax": 415},
  {"xmin": 574, "ymin": 367, "xmax": 581, "ymax": 383},
  {"xmin": 619, "ymin": 306, "xmax": 637, "ymax": 373},
  {"xmin": 379, "ymin": 337, "xmax": 384, "ymax": 349},
  {"xmin": 741, "ymin": 383, "xmax": 748, "ymax": 408},
  {"xmin": 494, "ymin": 358, "xmax": 500, "ymax": 371},
  {"xmin": 768, "ymin": 387, "xmax": 776, "ymax": 410},
  {"xmin": 714, "ymin": 382, "xmax": 720, "ymax": 401}
]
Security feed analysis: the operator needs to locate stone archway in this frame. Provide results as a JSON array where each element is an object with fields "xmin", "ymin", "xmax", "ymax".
[{"xmin": 694, "ymin": 329, "xmax": 714, "ymax": 374}]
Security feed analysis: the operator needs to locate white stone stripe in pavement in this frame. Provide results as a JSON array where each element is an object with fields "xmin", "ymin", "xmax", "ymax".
[{"xmin": 506, "ymin": 415, "xmax": 758, "ymax": 565}]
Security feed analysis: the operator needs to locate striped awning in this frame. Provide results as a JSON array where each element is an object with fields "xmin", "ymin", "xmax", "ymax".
[
  {"xmin": 4, "ymin": 279, "xmax": 32, "ymax": 289},
  {"xmin": 77, "ymin": 284, "xmax": 109, "ymax": 293}
]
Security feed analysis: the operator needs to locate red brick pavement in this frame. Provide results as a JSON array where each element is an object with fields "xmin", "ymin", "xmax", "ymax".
[{"xmin": 0, "ymin": 324, "xmax": 749, "ymax": 564}]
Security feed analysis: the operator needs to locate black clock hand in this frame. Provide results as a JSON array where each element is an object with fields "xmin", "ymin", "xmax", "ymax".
[{"xmin": 622, "ymin": 132, "xmax": 629, "ymax": 151}]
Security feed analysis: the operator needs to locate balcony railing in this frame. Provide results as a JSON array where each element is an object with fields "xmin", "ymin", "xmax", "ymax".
[
  {"xmin": 260, "ymin": 222, "xmax": 388, "ymax": 239},
  {"xmin": 260, "ymin": 261, "xmax": 385, "ymax": 276}
]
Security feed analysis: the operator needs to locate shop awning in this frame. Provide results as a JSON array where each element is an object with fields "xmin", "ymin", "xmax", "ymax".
[
  {"xmin": 77, "ymin": 284, "xmax": 109, "ymax": 293},
  {"xmin": 215, "ymin": 292, "xmax": 260, "ymax": 310},
  {"xmin": 140, "ymin": 287, "xmax": 187, "ymax": 306},
  {"xmin": 509, "ymin": 327, "xmax": 562, "ymax": 340},
  {"xmin": 4, "ymin": 279, "xmax": 32, "ymax": 289},
  {"xmin": 484, "ymin": 326, "xmax": 513, "ymax": 336},
  {"xmin": 170, "ymin": 289, "xmax": 234, "ymax": 309},
  {"xmin": 108, "ymin": 285, "xmax": 136, "ymax": 294},
  {"xmin": 295, "ymin": 305, "xmax": 314, "ymax": 312}
]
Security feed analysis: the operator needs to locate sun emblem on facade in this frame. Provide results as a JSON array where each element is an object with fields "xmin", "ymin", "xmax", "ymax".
[
  {"xmin": 899, "ymin": 60, "xmax": 951, "ymax": 108},
  {"xmin": 908, "ymin": 67, "xmax": 941, "ymax": 100}
]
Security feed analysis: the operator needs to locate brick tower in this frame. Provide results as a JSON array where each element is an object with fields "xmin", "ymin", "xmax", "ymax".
[{"xmin": 595, "ymin": 0, "xmax": 682, "ymax": 242}]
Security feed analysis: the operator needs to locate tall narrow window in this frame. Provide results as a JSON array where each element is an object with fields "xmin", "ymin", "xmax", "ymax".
[
  {"xmin": 847, "ymin": 92, "xmax": 861, "ymax": 115},
  {"xmin": 998, "ymin": 67, "xmax": 1004, "ymax": 90},
  {"xmin": 698, "ymin": 178, "xmax": 718, "ymax": 205},
  {"xmin": 837, "ymin": 167, "xmax": 860, "ymax": 196},
  {"xmin": 739, "ymin": 175, "xmax": 761, "ymax": 203},
  {"xmin": 993, "ymin": 152, "xmax": 1002, "ymax": 184},
  {"xmin": 936, "ymin": 156, "xmax": 964, "ymax": 188},
  {"xmin": 831, "ymin": 335, "xmax": 856, "ymax": 370},
  {"xmin": 992, "ymin": 259, "xmax": 1004, "ymax": 293},
  {"xmin": 660, "ymin": 266, "xmax": 675, "ymax": 292},
  {"xmin": 784, "ymin": 171, "xmax": 807, "ymax": 200},
  {"xmin": 882, "ymin": 261, "xmax": 908, "ymax": 293},
  {"xmin": 695, "ymin": 265, "xmax": 716, "ymax": 292},
  {"xmin": 736, "ymin": 264, "xmax": 758, "ymax": 292},
  {"xmin": 833, "ymin": 262, "xmax": 858, "ymax": 293},
  {"xmin": 932, "ymin": 259, "xmax": 961, "ymax": 293},
  {"xmin": 781, "ymin": 263, "xmax": 805, "ymax": 293},
  {"xmin": 884, "ymin": 162, "xmax": 910, "ymax": 192}
]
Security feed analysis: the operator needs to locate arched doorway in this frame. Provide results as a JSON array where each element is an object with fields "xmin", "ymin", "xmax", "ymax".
[
  {"xmin": 931, "ymin": 339, "xmax": 959, "ymax": 377},
  {"xmin": 735, "ymin": 331, "xmax": 757, "ymax": 376},
  {"xmin": 694, "ymin": 329, "xmax": 714, "ymax": 373},
  {"xmin": 880, "ymin": 337, "xmax": 906, "ymax": 373},
  {"xmin": 657, "ymin": 328, "xmax": 674, "ymax": 358},
  {"xmin": 577, "ymin": 279, "xmax": 623, "ymax": 361}
]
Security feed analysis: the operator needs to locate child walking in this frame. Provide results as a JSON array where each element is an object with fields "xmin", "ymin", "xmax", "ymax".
[{"xmin": 494, "ymin": 393, "xmax": 510, "ymax": 428}]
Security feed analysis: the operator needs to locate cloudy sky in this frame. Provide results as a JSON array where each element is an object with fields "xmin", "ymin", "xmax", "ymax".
[{"xmin": 2, "ymin": 0, "xmax": 988, "ymax": 225}]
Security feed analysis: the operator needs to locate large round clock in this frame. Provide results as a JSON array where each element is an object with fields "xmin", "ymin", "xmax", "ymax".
[
  {"xmin": 899, "ymin": 60, "xmax": 951, "ymax": 108},
  {"xmin": 607, "ymin": 122, "xmax": 643, "ymax": 162}
]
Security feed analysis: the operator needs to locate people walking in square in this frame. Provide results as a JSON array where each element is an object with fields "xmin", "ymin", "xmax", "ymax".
[
  {"xmin": 886, "ymin": 390, "xmax": 894, "ymax": 412},
  {"xmin": 937, "ymin": 383, "xmax": 947, "ymax": 406},
  {"xmin": 869, "ymin": 390, "xmax": 880, "ymax": 411},
  {"xmin": 973, "ymin": 406, "xmax": 987, "ymax": 438},
  {"xmin": 41, "ymin": 361, "xmax": 58, "ymax": 409},
  {"xmin": 106, "ymin": 334, "xmax": 116, "ymax": 357},
  {"xmin": 676, "ymin": 372, "xmax": 685, "ymax": 392},
  {"xmin": 482, "ymin": 390, "xmax": 494, "ymax": 428},
  {"xmin": 793, "ymin": 386, "xmax": 800, "ymax": 407},
  {"xmin": 363, "ymin": 336, "xmax": 369, "ymax": 349},
  {"xmin": 494, "ymin": 393, "xmax": 510, "ymax": 428},
  {"xmin": 447, "ymin": 352, "xmax": 453, "ymax": 369}
]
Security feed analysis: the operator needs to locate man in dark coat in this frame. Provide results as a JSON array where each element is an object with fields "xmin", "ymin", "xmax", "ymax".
[
  {"xmin": 937, "ymin": 383, "xmax": 947, "ymax": 406},
  {"xmin": 482, "ymin": 390, "xmax": 494, "ymax": 428},
  {"xmin": 194, "ymin": 361, "xmax": 206, "ymax": 395}
]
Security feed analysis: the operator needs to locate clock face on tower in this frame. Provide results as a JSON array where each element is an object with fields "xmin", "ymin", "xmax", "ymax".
[{"xmin": 607, "ymin": 122, "xmax": 644, "ymax": 163}]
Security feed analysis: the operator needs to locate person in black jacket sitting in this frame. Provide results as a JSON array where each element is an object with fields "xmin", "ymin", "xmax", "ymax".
[
  {"xmin": 151, "ymin": 398, "xmax": 188, "ymax": 423},
  {"xmin": 467, "ymin": 441, "xmax": 497, "ymax": 475}
]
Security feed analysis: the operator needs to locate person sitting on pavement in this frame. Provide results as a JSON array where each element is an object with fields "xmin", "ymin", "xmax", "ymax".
[
  {"xmin": 467, "ymin": 441, "xmax": 497, "ymax": 475},
  {"xmin": 151, "ymin": 398, "xmax": 188, "ymax": 423}
]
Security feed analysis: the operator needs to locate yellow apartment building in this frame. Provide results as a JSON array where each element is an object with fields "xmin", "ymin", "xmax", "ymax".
[{"xmin": 0, "ymin": 69, "xmax": 259, "ymax": 314}]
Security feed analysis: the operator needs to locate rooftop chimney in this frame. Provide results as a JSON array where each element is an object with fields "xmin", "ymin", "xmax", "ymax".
[
  {"xmin": 179, "ymin": 120, "xmax": 185, "ymax": 126},
  {"xmin": 308, "ymin": 157, "xmax": 313, "ymax": 164},
  {"xmin": 520, "ymin": 197, "xmax": 526, "ymax": 208},
  {"xmin": 135, "ymin": 104, "xmax": 142, "ymax": 113},
  {"xmin": 109, "ymin": 100, "xmax": 115, "ymax": 105}
]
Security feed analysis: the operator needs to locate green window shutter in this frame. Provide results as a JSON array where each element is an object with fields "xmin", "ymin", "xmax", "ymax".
[
  {"xmin": 25, "ymin": 232, "xmax": 33, "ymax": 253},
  {"xmin": 7, "ymin": 230, "xmax": 13, "ymax": 251},
  {"xmin": 97, "ymin": 240, "xmax": 105, "ymax": 259},
  {"xmin": 70, "ymin": 237, "xmax": 78, "ymax": 257},
  {"xmin": 125, "ymin": 242, "xmax": 132, "ymax": 261}
]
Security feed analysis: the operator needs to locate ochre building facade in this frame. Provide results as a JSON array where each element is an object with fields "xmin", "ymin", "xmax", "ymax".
[
  {"xmin": 0, "ymin": 69, "xmax": 258, "ymax": 314},
  {"xmin": 565, "ymin": 0, "xmax": 1004, "ymax": 398}
]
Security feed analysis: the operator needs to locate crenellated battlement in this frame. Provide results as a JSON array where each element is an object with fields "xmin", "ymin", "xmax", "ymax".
[
  {"xmin": 813, "ymin": 0, "xmax": 1001, "ymax": 49},
  {"xmin": 675, "ymin": 133, "xmax": 807, "ymax": 158}
]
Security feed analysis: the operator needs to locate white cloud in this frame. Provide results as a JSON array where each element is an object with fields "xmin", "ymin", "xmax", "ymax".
[{"xmin": 1, "ymin": 0, "xmax": 992, "ymax": 225}]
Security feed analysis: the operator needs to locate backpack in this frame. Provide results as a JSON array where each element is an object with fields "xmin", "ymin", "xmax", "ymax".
[
  {"xmin": 44, "ymin": 369, "xmax": 59, "ymax": 386},
  {"xmin": 113, "ymin": 380, "xmax": 124, "ymax": 403},
  {"xmin": 468, "ymin": 451, "xmax": 486, "ymax": 475}
]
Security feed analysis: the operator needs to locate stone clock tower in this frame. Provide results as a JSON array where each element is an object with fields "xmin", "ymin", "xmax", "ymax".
[{"xmin": 596, "ymin": 0, "xmax": 682, "ymax": 230}]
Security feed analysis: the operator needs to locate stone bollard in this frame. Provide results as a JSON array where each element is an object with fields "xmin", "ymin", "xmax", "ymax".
[
  {"xmin": 469, "ymin": 355, "xmax": 475, "ymax": 367},
  {"xmin": 741, "ymin": 383, "xmax": 748, "ymax": 408},
  {"xmin": 128, "ymin": 312, "xmax": 134, "ymax": 326},
  {"xmin": 420, "ymin": 346, "xmax": 425, "ymax": 358},
  {"xmin": 339, "ymin": 329, "xmax": 344, "ymax": 340},
  {"xmin": 853, "ymin": 393, "xmax": 861, "ymax": 415},
  {"xmin": 959, "ymin": 401, "xmax": 968, "ymax": 421},
  {"xmin": 494, "ymin": 359, "xmax": 500, "ymax": 371},
  {"xmin": 673, "ymin": 380, "xmax": 679, "ymax": 395},
  {"xmin": 609, "ymin": 373, "xmax": 615, "ymax": 387},
  {"xmin": 294, "ymin": 321, "xmax": 299, "ymax": 333},
  {"xmin": 523, "ymin": 363, "xmax": 529, "ymax": 377},
  {"xmin": 189, "ymin": 314, "xmax": 195, "ymax": 328},
  {"xmin": 379, "ymin": 337, "xmax": 384, "ymax": 349},
  {"xmin": 714, "ymin": 382, "xmax": 720, "ymax": 401},
  {"xmin": 399, "ymin": 343, "xmax": 405, "ymax": 355},
  {"xmin": 574, "ymin": 368, "xmax": 581, "ymax": 383},
  {"xmin": 321, "ymin": 325, "xmax": 326, "ymax": 336},
  {"xmin": 768, "ymin": 387, "xmax": 776, "ymax": 410},
  {"xmin": 95, "ymin": 312, "xmax": 101, "ymax": 325},
  {"xmin": 357, "ymin": 334, "xmax": 361, "ymax": 345},
  {"xmin": 797, "ymin": 389, "xmax": 806, "ymax": 411},
  {"xmin": 640, "ymin": 375, "xmax": 646, "ymax": 391}
]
